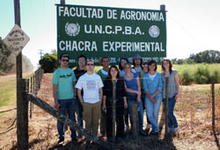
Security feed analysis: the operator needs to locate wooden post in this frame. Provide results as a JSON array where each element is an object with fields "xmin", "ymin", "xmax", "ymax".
[
  {"xmin": 112, "ymin": 80, "xmax": 116, "ymax": 142},
  {"xmin": 165, "ymin": 77, "xmax": 169, "ymax": 137},
  {"xmin": 60, "ymin": 0, "xmax": 65, "ymax": 5},
  {"xmin": 14, "ymin": 0, "xmax": 28, "ymax": 149},
  {"xmin": 211, "ymin": 82, "xmax": 215, "ymax": 132}
]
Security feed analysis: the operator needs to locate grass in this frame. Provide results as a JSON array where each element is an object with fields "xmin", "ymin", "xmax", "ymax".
[{"xmin": 0, "ymin": 77, "xmax": 16, "ymax": 108}]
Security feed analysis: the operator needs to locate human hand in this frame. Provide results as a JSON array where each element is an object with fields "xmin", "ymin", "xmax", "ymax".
[
  {"xmin": 54, "ymin": 102, "xmax": 60, "ymax": 110},
  {"xmin": 124, "ymin": 102, "xmax": 128, "ymax": 109}
]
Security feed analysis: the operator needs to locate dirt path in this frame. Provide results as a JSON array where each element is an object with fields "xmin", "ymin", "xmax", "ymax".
[{"xmin": 0, "ymin": 74, "xmax": 219, "ymax": 150}]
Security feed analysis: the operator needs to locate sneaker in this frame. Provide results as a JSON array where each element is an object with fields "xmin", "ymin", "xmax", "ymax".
[
  {"xmin": 167, "ymin": 127, "xmax": 172, "ymax": 133},
  {"xmin": 147, "ymin": 124, "xmax": 152, "ymax": 129},
  {"xmin": 149, "ymin": 131, "xmax": 159, "ymax": 136},
  {"xmin": 172, "ymin": 127, "xmax": 178, "ymax": 133},
  {"xmin": 139, "ymin": 130, "xmax": 148, "ymax": 136},
  {"xmin": 58, "ymin": 138, "xmax": 64, "ymax": 145},
  {"xmin": 71, "ymin": 138, "xmax": 78, "ymax": 143}
]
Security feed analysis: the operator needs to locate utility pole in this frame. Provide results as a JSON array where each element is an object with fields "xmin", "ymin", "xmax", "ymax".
[{"xmin": 15, "ymin": 0, "xmax": 28, "ymax": 149}]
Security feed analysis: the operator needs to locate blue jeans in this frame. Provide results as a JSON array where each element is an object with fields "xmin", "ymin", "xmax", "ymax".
[
  {"xmin": 127, "ymin": 96, "xmax": 144, "ymax": 132},
  {"xmin": 168, "ymin": 96, "xmax": 178, "ymax": 128},
  {"xmin": 145, "ymin": 97, "xmax": 161, "ymax": 132},
  {"xmin": 57, "ymin": 99, "xmax": 77, "ymax": 140}
]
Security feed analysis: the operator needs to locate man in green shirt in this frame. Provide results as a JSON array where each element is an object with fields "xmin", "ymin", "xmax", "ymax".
[{"xmin": 52, "ymin": 53, "xmax": 77, "ymax": 144}]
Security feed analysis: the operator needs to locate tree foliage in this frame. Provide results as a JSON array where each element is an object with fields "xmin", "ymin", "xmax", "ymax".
[
  {"xmin": 172, "ymin": 50, "xmax": 220, "ymax": 64},
  {"xmin": 0, "ymin": 37, "xmax": 33, "ymax": 75},
  {"xmin": 39, "ymin": 53, "xmax": 57, "ymax": 73},
  {"xmin": 0, "ymin": 37, "xmax": 14, "ymax": 75}
]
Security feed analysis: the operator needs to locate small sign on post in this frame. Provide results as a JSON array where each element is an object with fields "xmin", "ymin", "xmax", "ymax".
[{"xmin": 3, "ymin": 24, "xmax": 30, "ymax": 55}]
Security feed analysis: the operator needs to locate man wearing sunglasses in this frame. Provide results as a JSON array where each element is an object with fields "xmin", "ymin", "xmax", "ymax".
[
  {"xmin": 52, "ymin": 53, "xmax": 77, "ymax": 144},
  {"xmin": 76, "ymin": 59, "xmax": 104, "ymax": 143}
]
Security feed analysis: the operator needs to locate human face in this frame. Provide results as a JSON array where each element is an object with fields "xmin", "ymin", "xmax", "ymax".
[
  {"xmin": 134, "ymin": 58, "xmax": 141, "ymax": 66},
  {"xmin": 124, "ymin": 64, "xmax": 131, "ymax": 73},
  {"xmin": 86, "ymin": 61, "xmax": 95, "ymax": 72},
  {"xmin": 120, "ymin": 59, "xmax": 127, "ymax": 68},
  {"xmin": 142, "ymin": 64, "xmax": 148, "ymax": 73},
  {"xmin": 78, "ymin": 57, "xmax": 86, "ymax": 67},
  {"xmin": 110, "ymin": 67, "xmax": 118, "ymax": 78},
  {"xmin": 102, "ymin": 58, "xmax": 110, "ymax": 68},
  {"xmin": 60, "ymin": 57, "xmax": 69, "ymax": 68},
  {"xmin": 149, "ymin": 63, "xmax": 156, "ymax": 72},
  {"xmin": 162, "ymin": 60, "xmax": 170, "ymax": 70}
]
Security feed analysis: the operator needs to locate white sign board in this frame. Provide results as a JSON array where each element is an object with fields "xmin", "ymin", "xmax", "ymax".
[{"xmin": 3, "ymin": 24, "xmax": 30, "ymax": 54}]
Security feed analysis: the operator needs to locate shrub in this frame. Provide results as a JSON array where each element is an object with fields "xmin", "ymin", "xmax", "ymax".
[
  {"xmin": 194, "ymin": 66, "xmax": 210, "ymax": 84},
  {"xmin": 179, "ymin": 70, "xmax": 193, "ymax": 85},
  {"xmin": 39, "ymin": 54, "xmax": 57, "ymax": 73}
]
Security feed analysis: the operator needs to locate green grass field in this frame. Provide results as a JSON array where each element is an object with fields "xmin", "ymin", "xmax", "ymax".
[{"xmin": 0, "ymin": 76, "xmax": 16, "ymax": 108}]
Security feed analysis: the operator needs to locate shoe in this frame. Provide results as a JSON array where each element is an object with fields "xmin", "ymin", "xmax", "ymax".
[
  {"xmin": 147, "ymin": 124, "xmax": 152, "ymax": 129},
  {"xmin": 139, "ymin": 130, "xmax": 148, "ymax": 136},
  {"xmin": 71, "ymin": 138, "xmax": 78, "ymax": 143},
  {"xmin": 58, "ymin": 138, "xmax": 64, "ymax": 145},
  {"xmin": 149, "ymin": 131, "xmax": 159, "ymax": 136},
  {"xmin": 172, "ymin": 127, "xmax": 178, "ymax": 133}
]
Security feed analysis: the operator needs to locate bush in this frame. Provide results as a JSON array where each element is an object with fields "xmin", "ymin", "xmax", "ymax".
[
  {"xmin": 210, "ymin": 70, "xmax": 220, "ymax": 83},
  {"xmin": 179, "ymin": 70, "xmax": 193, "ymax": 85},
  {"xmin": 39, "ymin": 54, "xmax": 57, "ymax": 73},
  {"xmin": 194, "ymin": 66, "xmax": 210, "ymax": 84}
]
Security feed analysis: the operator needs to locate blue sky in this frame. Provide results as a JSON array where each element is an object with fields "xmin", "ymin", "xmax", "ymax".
[{"xmin": 1, "ymin": 0, "xmax": 220, "ymax": 68}]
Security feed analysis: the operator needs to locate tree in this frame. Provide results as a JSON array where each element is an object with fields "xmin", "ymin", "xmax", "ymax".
[
  {"xmin": 189, "ymin": 50, "xmax": 220, "ymax": 63},
  {"xmin": 39, "ymin": 53, "xmax": 57, "ymax": 73},
  {"xmin": 0, "ymin": 37, "xmax": 13, "ymax": 74}
]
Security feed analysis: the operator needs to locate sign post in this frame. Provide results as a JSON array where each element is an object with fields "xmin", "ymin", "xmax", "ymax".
[
  {"xmin": 6, "ymin": 0, "xmax": 30, "ymax": 149},
  {"xmin": 56, "ymin": 4, "xmax": 167, "ymax": 65}
]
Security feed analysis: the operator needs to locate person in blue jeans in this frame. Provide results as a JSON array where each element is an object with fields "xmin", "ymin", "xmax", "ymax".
[
  {"xmin": 143, "ymin": 60, "xmax": 163, "ymax": 135},
  {"xmin": 52, "ymin": 53, "xmax": 77, "ymax": 144},
  {"xmin": 161, "ymin": 59, "xmax": 179, "ymax": 133},
  {"xmin": 123, "ymin": 63, "xmax": 146, "ymax": 136}
]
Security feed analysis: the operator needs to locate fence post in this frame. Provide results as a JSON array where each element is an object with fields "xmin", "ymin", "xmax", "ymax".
[
  {"xmin": 17, "ymin": 79, "xmax": 29, "ymax": 149},
  {"xmin": 112, "ymin": 80, "xmax": 116, "ymax": 142},
  {"xmin": 165, "ymin": 77, "xmax": 169, "ymax": 137},
  {"xmin": 211, "ymin": 81, "xmax": 215, "ymax": 132}
]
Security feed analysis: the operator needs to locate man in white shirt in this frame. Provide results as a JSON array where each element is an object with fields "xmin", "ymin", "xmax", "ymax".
[{"xmin": 75, "ymin": 59, "xmax": 103, "ymax": 138}]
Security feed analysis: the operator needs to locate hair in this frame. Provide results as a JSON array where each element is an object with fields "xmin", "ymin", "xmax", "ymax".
[
  {"xmin": 119, "ymin": 58, "xmax": 128, "ymax": 70},
  {"xmin": 100, "ymin": 56, "xmax": 110, "ymax": 63},
  {"xmin": 59, "ymin": 53, "xmax": 69, "ymax": 60},
  {"xmin": 87, "ymin": 59, "xmax": 94, "ymax": 64},
  {"xmin": 77, "ymin": 55, "xmax": 87, "ymax": 61},
  {"xmin": 162, "ymin": 59, "xmax": 173, "ymax": 73},
  {"xmin": 148, "ymin": 60, "xmax": 157, "ymax": 71},
  {"xmin": 107, "ymin": 65, "xmax": 120, "ymax": 80},
  {"xmin": 133, "ymin": 57, "xmax": 143, "ymax": 67}
]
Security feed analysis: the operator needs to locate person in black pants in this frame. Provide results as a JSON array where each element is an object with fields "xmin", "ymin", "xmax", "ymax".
[{"xmin": 102, "ymin": 65, "xmax": 128, "ymax": 142}]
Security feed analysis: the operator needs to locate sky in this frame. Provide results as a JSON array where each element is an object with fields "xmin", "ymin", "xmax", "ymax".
[{"xmin": 0, "ymin": 0, "xmax": 220, "ymax": 69}]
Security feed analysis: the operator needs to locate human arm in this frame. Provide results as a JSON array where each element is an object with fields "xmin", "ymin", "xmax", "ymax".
[
  {"xmin": 53, "ymin": 84, "xmax": 60, "ymax": 110},
  {"xmin": 102, "ymin": 95, "xmax": 106, "ymax": 111},
  {"xmin": 136, "ymin": 76, "xmax": 141, "ymax": 103},
  {"xmin": 123, "ymin": 96, "xmax": 128, "ymax": 109},
  {"xmin": 77, "ymin": 89, "xmax": 84, "ymax": 103},
  {"xmin": 174, "ymin": 72, "xmax": 180, "ymax": 100}
]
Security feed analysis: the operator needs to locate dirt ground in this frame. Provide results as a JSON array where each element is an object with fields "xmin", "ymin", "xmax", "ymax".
[{"xmin": 0, "ymin": 74, "xmax": 219, "ymax": 150}]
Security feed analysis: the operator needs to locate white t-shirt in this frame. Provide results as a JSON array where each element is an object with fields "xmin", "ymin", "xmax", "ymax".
[{"xmin": 75, "ymin": 73, "xmax": 104, "ymax": 103}]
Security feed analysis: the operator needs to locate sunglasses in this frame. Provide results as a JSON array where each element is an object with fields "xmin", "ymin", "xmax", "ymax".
[
  {"xmin": 87, "ymin": 63, "xmax": 94, "ymax": 66},
  {"xmin": 62, "ymin": 59, "xmax": 69, "ymax": 62}
]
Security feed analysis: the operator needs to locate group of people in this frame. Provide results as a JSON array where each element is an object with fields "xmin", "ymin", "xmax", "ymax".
[{"xmin": 52, "ymin": 53, "xmax": 180, "ymax": 144}]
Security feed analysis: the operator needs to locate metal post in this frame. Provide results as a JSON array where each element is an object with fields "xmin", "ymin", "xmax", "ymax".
[
  {"xmin": 165, "ymin": 77, "xmax": 169, "ymax": 136},
  {"xmin": 112, "ymin": 80, "xmax": 116, "ymax": 142},
  {"xmin": 14, "ymin": 0, "xmax": 28, "ymax": 149}
]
